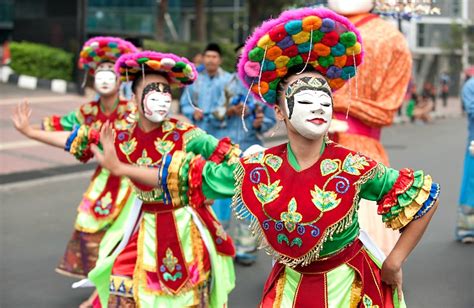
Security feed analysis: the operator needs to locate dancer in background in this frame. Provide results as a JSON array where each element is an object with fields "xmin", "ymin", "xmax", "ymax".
[
  {"xmin": 12, "ymin": 36, "xmax": 137, "ymax": 307},
  {"xmin": 328, "ymin": 0, "xmax": 413, "ymax": 255}
]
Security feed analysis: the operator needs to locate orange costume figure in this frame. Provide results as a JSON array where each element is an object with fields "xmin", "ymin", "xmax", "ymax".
[{"xmin": 328, "ymin": 1, "xmax": 413, "ymax": 255}]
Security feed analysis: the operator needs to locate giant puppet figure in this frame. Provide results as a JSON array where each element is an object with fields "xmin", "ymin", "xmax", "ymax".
[{"xmin": 328, "ymin": 0, "xmax": 413, "ymax": 255}]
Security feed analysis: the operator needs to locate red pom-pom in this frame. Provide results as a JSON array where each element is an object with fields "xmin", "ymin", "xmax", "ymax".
[
  {"xmin": 320, "ymin": 31, "xmax": 339, "ymax": 47},
  {"xmin": 261, "ymin": 71, "xmax": 278, "ymax": 82},
  {"xmin": 269, "ymin": 24, "xmax": 287, "ymax": 42},
  {"xmin": 314, "ymin": 65, "xmax": 328, "ymax": 75},
  {"xmin": 282, "ymin": 45, "xmax": 299, "ymax": 58},
  {"xmin": 345, "ymin": 53, "xmax": 363, "ymax": 66},
  {"xmin": 301, "ymin": 51, "xmax": 318, "ymax": 62},
  {"xmin": 99, "ymin": 40, "xmax": 108, "ymax": 48}
]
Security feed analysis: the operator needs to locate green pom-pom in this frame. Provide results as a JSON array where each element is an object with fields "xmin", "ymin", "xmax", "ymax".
[
  {"xmin": 137, "ymin": 57, "xmax": 149, "ymax": 64},
  {"xmin": 263, "ymin": 90, "xmax": 276, "ymax": 103},
  {"xmin": 108, "ymin": 42, "xmax": 118, "ymax": 48},
  {"xmin": 288, "ymin": 55, "xmax": 303, "ymax": 67},
  {"xmin": 175, "ymin": 61, "xmax": 187, "ymax": 69},
  {"xmin": 340, "ymin": 32, "xmax": 357, "ymax": 47},
  {"xmin": 269, "ymin": 78, "xmax": 281, "ymax": 90},
  {"xmin": 312, "ymin": 30, "xmax": 325, "ymax": 43},
  {"xmin": 319, "ymin": 55, "xmax": 334, "ymax": 68},
  {"xmin": 248, "ymin": 47, "xmax": 265, "ymax": 62}
]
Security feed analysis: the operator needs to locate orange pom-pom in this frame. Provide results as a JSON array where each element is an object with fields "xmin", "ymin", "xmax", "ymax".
[
  {"xmin": 252, "ymin": 81, "xmax": 269, "ymax": 94},
  {"xmin": 302, "ymin": 16, "xmax": 322, "ymax": 31},
  {"xmin": 329, "ymin": 78, "xmax": 346, "ymax": 90},
  {"xmin": 313, "ymin": 43, "xmax": 331, "ymax": 56},
  {"xmin": 276, "ymin": 66, "xmax": 288, "ymax": 77},
  {"xmin": 334, "ymin": 55, "xmax": 347, "ymax": 68},
  {"xmin": 266, "ymin": 46, "xmax": 283, "ymax": 61}
]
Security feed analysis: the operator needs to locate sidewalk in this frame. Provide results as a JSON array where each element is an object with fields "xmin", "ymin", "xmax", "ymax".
[{"xmin": 0, "ymin": 83, "xmax": 93, "ymax": 176}]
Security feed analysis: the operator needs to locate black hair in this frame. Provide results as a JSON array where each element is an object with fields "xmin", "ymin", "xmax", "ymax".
[
  {"xmin": 131, "ymin": 71, "xmax": 170, "ymax": 95},
  {"xmin": 204, "ymin": 43, "xmax": 222, "ymax": 55},
  {"xmin": 276, "ymin": 65, "xmax": 331, "ymax": 118},
  {"xmin": 234, "ymin": 43, "xmax": 245, "ymax": 53}
]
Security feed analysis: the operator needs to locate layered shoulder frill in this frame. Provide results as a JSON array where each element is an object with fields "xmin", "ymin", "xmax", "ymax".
[{"xmin": 378, "ymin": 168, "xmax": 440, "ymax": 230}]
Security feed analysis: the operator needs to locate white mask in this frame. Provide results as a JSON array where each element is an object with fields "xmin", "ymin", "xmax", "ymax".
[
  {"xmin": 284, "ymin": 79, "xmax": 333, "ymax": 140},
  {"xmin": 141, "ymin": 82, "xmax": 172, "ymax": 123},
  {"xmin": 328, "ymin": 0, "xmax": 374, "ymax": 15},
  {"xmin": 94, "ymin": 70, "xmax": 117, "ymax": 96}
]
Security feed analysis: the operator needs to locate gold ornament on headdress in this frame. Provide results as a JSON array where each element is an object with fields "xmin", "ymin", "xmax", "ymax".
[{"xmin": 285, "ymin": 77, "xmax": 332, "ymax": 99}]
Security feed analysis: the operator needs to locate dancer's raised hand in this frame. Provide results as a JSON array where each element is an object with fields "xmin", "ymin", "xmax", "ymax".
[
  {"xmin": 91, "ymin": 121, "xmax": 123, "ymax": 176},
  {"xmin": 11, "ymin": 100, "xmax": 33, "ymax": 136}
]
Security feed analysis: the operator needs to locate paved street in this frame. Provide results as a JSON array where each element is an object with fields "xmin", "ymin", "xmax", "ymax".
[{"xmin": 1, "ymin": 116, "xmax": 472, "ymax": 307}]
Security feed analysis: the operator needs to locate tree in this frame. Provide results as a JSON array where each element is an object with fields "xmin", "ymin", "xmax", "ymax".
[
  {"xmin": 196, "ymin": 0, "xmax": 206, "ymax": 43},
  {"xmin": 156, "ymin": 0, "xmax": 168, "ymax": 41}
]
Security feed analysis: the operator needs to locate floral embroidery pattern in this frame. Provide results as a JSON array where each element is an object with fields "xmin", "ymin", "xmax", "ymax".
[
  {"xmin": 94, "ymin": 192, "xmax": 113, "ymax": 216},
  {"xmin": 176, "ymin": 121, "xmax": 192, "ymax": 130},
  {"xmin": 82, "ymin": 103, "xmax": 98, "ymax": 116},
  {"xmin": 280, "ymin": 198, "xmax": 302, "ymax": 232},
  {"xmin": 137, "ymin": 149, "xmax": 153, "ymax": 166},
  {"xmin": 311, "ymin": 185, "xmax": 341, "ymax": 212},
  {"xmin": 155, "ymin": 138, "xmax": 175, "ymax": 155},
  {"xmin": 320, "ymin": 159, "xmax": 340, "ymax": 176},
  {"xmin": 119, "ymin": 137, "xmax": 137, "ymax": 156},
  {"xmin": 162, "ymin": 121, "xmax": 175, "ymax": 132},
  {"xmin": 362, "ymin": 295, "xmax": 379, "ymax": 308},
  {"xmin": 342, "ymin": 153, "xmax": 370, "ymax": 175},
  {"xmin": 265, "ymin": 154, "xmax": 283, "ymax": 172},
  {"xmin": 160, "ymin": 248, "xmax": 183, "ymax": 282},
  {"xmin": 253, "ymin": 180, "xmax": 283, "ymax": 205},
  {"xmin": 214, "ymin": 221, "xmax": 228, "ymax": 244}
]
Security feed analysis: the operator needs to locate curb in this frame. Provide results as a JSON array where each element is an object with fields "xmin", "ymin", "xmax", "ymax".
[
  {"xmin": 0, "ymin": 66, "xmax": 78, "ymax": 94},
  {"xmin": 0, "ymin": 162, "xmax": 97, "ymax": 185}
]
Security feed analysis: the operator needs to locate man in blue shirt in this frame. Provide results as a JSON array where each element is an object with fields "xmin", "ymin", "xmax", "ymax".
[
  {"xmin": 180, "ymin": 43, "xmax": 231, "ymax": 137},
  {"xmin": 213, "ymin": 44, "xmax": 276, "ymax": 265}
]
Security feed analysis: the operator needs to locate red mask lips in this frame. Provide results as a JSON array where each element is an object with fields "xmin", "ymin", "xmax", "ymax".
[{"xmin": 307, "ymin": 117, "xmax": 327, "ymax": 125}]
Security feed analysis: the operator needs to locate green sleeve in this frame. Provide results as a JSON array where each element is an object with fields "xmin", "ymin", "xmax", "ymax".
[
  {"xmin": 184, "ymin": 128, "xmax": 219, "ymax": 159},
  {"xmin": 59, "ymin": 109, "xmax": 82, "ymax": 131},
  {"xmin": 359, "ymin": 164, "xmax": 400, "ymax": 201},
  {"xmin": 201, "ymin": 161, "xmax": 237, "ymax": 200}
]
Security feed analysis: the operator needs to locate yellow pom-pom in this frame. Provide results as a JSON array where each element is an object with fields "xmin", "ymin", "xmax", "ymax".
[
  {"xmin": 274, "ymin": 56, "xmax": 290, "ymax": 68},
  {"xmin": 257, "ymin": 34, "xmax": 276, "ymax": 49},
  {"xmin": 346, "ymin": 42, "xmax": 362, "ymax": 56},
  {"xmin": 292, "ymin": 31, "xmax": 310, "ymax": 44}
]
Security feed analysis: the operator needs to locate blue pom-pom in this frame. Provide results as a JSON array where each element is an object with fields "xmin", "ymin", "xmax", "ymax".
[
  {"xmin": 263, "ymin": 90, "xmax": 276, "ymax": 103},
  {"xmin": 321, "ymin": 18, "xmax": 335, "ymax": 33},
  {"xmin": 277, "ymin": 36, "xmax": 294, "ymax": 50},
  {"xmin": 327, "ymin": 66, "xmax": 342, "ymax": 79},
  {"xmin": 341, "ymin": 66, "xmax": 356, "ymax": 80},
  {"xmin": 262, "ymin": 61, "xmax": 276, "ymax": 72},
  {"xmin": 284, "ymin": 20, "xmax": 303, "ymax": 35},
  {"xmin": 297, "ymin": 42, "xmax": 312, "ymax": 54},
  {"xmin": 331, "ymin": 43, "xmax": 346, "ymax": 57}
]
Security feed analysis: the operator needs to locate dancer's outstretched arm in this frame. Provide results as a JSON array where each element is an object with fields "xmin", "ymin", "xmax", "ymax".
[{"xmin": 12, "ymin": 101, "xmax": 70, "ymax": 148}]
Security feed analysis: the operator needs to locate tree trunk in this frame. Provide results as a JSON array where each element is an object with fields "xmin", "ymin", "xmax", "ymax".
[
  {"xmin": 196, "ymin": 0, "xmax": 206, "ymax": 43},
  {"xmin": 156, "ymin": 0, "xmax": 168, "ymax": 41}
]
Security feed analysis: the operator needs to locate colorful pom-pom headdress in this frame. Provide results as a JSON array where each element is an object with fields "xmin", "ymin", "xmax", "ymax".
[
  {"xmin": 79, "ymin": 36, "xmax": 138, "ymax": 76},
  {"xmin": 238, "ymin": 8, "xmax": 364, "ymax": 106},
  {"xmin": 115, "ymin": 51, "xmax": 198, "ymax": 88}
]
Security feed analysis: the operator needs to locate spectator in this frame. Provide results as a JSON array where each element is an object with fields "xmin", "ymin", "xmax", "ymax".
[
  {"xmin": 179, "ymin": 43, "xmax": 231, "ymax": 137},
  {"xmin": 440, "ymin": 71, "xmax": 450, "ymax": 108},
  {"xmin": 413, "ymin": 94, "xmax": 434, "ymax": 123},
  {"xmin": 192, "ymin": 52, "xmax": 205, "ymax": 73},
  {"xmin": 212, "ymin": 44, "xmax": 276, "ymax": 265}
]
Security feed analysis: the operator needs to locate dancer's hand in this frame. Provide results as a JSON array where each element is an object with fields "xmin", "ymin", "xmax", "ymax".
[
  {"xmin": 469, "ymin": 140, "xmax": 474, "ymax": 156},
  {"xmin": 381, "ymin": 257, "xmax": 403, "ymax": 300},
  {"xmin": 11, "ymin": 100, "xmax": 33, "ymax": 136},
  {"xmin": 91, "ymin": 121, "xmax": 123, "ymax": 176}
]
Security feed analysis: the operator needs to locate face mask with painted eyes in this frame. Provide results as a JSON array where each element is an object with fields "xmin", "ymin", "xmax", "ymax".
[
  {"xmin": 141, "ymin": 82, "xmax": 172, "ymax": 123},
  {"xmin": 94, "ymin": 70, "xmax": 117, "ymax": 96},
  {"xmin": 284, "ymin": 77, "xmax": 333, "ymax": 140}
]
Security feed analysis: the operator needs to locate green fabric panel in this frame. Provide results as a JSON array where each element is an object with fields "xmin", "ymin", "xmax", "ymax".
[
  {"xmin": 59, "ymin": 109, "xmax": 82, "ymax": 131},
  {"xmin": 202, "ymin": 162, "xmax": 237, "ymax": 200},
  {"xmin": 359, "ymin": 165, "xmax": 399, "ymax": 201},
  {"xmin": 326, "ymin": 264, "xmax": 354, "ymax": 307},
  {"xmin": 185, "ymin": 129, "xmax": 219, "ymax": 159},
  {"xmin": 320, "ymin": 212, "xmax": 359, "ymax": 256},
  {"xmin": 282, "ymin": 267, "xmax": 302, "ymax": 307}
]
